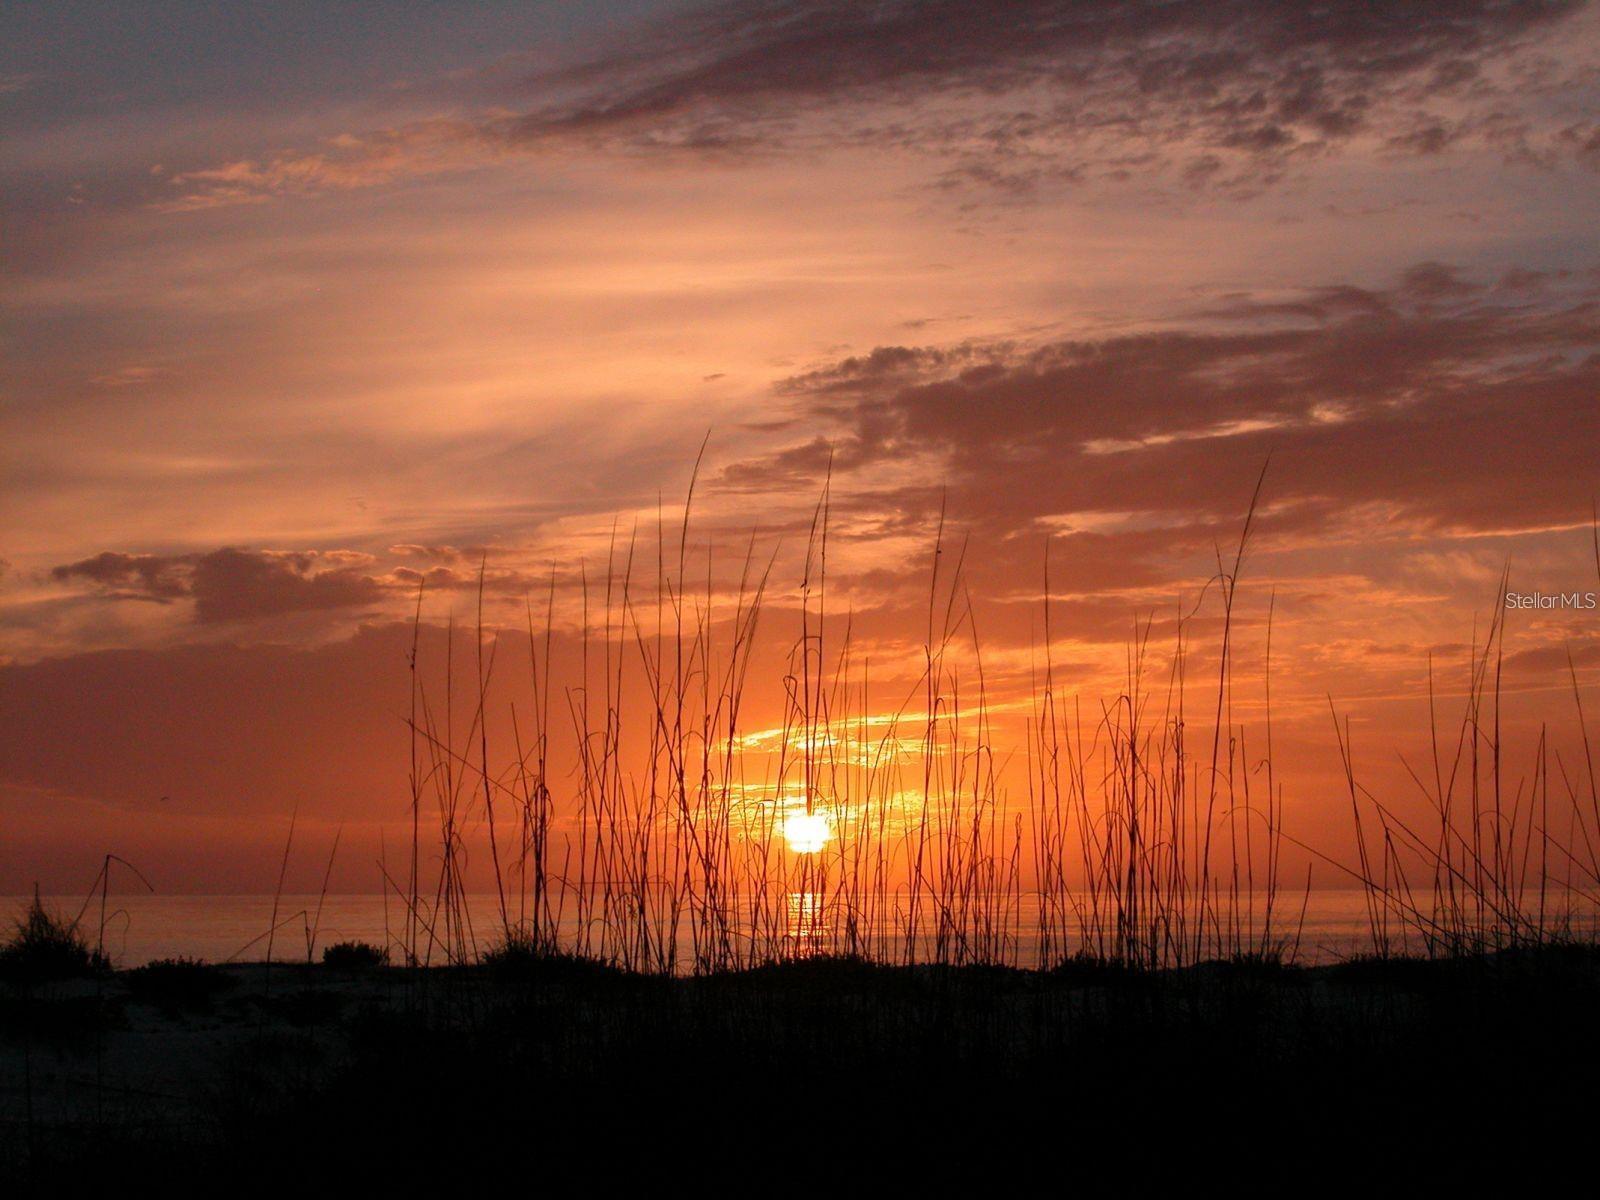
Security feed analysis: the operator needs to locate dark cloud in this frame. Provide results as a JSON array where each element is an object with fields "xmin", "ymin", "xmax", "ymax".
[
  {"xmin": 719, "ymin": 262, "xmax": 1600, "ymax": 578},
  {"xmin": 508, "ymin": 0, "xmax": 1580, "ymax": 153},
  {"xmin": 1502, "ymin": 637, "xmax": 1600, "ymax": 674},
  {"xmin": 46, "ymin": 545, "xmax": 561, "ymax": 633},
  {"xmin": 52, "ymin": 547, "xmax": 385, "ymax": 624},
  {"xmin": 163, "ymin": 0, "xmax": 1596, "ymax": 208},
  {"xmin": 47, "ymin": 551, "xmax": 194, "ymax": 604}
]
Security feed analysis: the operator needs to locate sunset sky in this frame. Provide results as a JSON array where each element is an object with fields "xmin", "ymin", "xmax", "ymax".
[{"xmin": 4, "ymin": 0, "xmax": 1599, "ymax": 893}]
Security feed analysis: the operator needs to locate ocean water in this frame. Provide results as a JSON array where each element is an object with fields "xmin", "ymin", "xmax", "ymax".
[{"xmin": 14, "ymin": 888, "xmax": 1575, "ymax": 968}]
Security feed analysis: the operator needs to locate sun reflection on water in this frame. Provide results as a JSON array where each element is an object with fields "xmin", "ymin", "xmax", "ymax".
[{"xmin": 785, "ymin": 891, "xmax": 824, "ymax": 945}]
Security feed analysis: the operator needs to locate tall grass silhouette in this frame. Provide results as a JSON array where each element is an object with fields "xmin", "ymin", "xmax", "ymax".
[
  {"xmin": 1328, "ymin": 569, "xmax": 1600, "ymax": 957},
  {"xmin": 385, "ymin": 467, "xmax": 1600, "ymax": 973}
]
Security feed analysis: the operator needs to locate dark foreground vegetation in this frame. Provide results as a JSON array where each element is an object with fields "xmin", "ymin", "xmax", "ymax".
[{"xmin": 4, "ymin": 936, "xmax": 1598, "ymax": 1191}]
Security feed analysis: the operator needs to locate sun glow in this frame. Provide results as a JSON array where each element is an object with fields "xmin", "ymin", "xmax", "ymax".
[{"xmin": 783, "ymin": 811, "xmax": 832, "ymax": 854}]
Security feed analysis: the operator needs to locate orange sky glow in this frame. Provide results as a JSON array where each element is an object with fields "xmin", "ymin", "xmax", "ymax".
[{"xmin": 3, "ymin": 0, "xmax": 1599, "ymax": 897}]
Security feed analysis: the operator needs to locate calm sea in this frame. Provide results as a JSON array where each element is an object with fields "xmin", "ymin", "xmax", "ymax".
[{"xmin": 10, "ymin": 888, "xmax": 1549, "ymax": 968}]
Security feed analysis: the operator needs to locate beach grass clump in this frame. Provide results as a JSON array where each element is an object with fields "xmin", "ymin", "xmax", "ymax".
[
  {"xmin": 1048, "ymin": 951, "xmax": 1149, "ymax": 987},
  {"xmin": 125, "ymin": 956, "xmax": 234, "ymax": 1011},
  {"xmin": 479, "ymin": 928, "xmax": 622, "ymax": 981},
  {"xmin": 321, "ymin": 940, "xmax": 389, "ymax": 969},
  {"xmin": 0, "ymin": 893, "xmax": 110, "ymax": 984}
]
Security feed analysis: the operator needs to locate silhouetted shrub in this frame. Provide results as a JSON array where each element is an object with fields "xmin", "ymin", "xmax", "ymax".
[
  {"xmin": 480, "ymin": 930, "xmax": 621, "ymax": 981},
  {"xmin": 0, "ymin": 895, "xmax": 110, "ymax": 984},
  {"xmin": 321, "ymin": 940, "xmax": 389, "ymax": 969},
  {"xmin": 125, "ymin": 957, "xmax": 234, "ymax": 1011}
]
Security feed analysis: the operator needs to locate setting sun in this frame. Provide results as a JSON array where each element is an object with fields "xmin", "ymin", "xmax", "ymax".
[{"xmin": 783, "ymin": 812, "xmax": 832, "ymax": 854}]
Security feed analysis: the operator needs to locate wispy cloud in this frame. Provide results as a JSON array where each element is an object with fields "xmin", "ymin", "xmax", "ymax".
[
  {"xmin": 154, "ymin": 119, "xmax": 487, "ymax": 211},
  {"xmin": 157, "ymin": 0, "xmax": 1600, "ymax": 209},
  {"xmin": 722, "ymin": 261, "xmax": 1600, "ymax": 559}
]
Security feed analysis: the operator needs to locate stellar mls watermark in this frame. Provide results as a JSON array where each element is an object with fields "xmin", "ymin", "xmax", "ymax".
[{"xmin": 1504, "ymin": 590, "xmax": 1599, "ymax": 610}]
